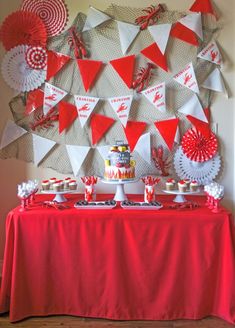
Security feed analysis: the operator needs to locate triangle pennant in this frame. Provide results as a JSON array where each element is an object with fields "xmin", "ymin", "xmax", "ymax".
[
  {"xmin": 148, "ymin": 24, "xmax": 172, "ymax": 55},
  {"xmin": 170, "ymin": 22, "xmax": 199, "ymax": 46},
  {"xmin": 25, "ymin": 89, "xmax": 44, "ymax": 115},
  {"xmin": 142, "ymin": 82, "xmax": 166, "ymax": 112},
  {"xmin": 96, "ymin": 145, "xmax": 110, "ymax": 161},
  {"xmin": 189, "ymin": 0, "xmax": 216, "ymax": 18},
  {"xmin": 74, "ymin": 95, "xmax": 100, "ymax": 128},
  {"xmin": 134, "ymin": 132, "xmax": 151, "ymax": 164},
  {"xmin": 117, "ymin": 21, "xmax": 140, "ymax": 55},
  {"xmin": 186, "ymin": 115, "xmax": 211, "ymax": 138},
  {"xmin": 178, "ymin": 94, "xmax": 208, "ymax": 122},
  {"xmin": 66, "ymin": 145, "xmax": 90, "ymax": 176},
  {"xmin": 179, "ymin": 13, "xmax": 203, "ymax": 40},
  {"xmin": 32, "ymin": 134, "xmax": 56, "ymax": 166},
  {"xmin": 0, "ymin": 120, "xmax": 27, "ymax": 150},
  {"xmin": 82, "ymin": 6, "xmax": 111, "ymax": 32},
  {"xmin": 76, "ymin": 59, "xmax": 103, "ymax": 92},
  {"xmin": 58, "ymin": 101, "xmax": 78, "ymax": 134},
  {"xmin": 173, "ymin": 62, "xmax": 199, "ymax": 94},
  {"xmin": 43, "ymin": 83, "xmax": 68, "ymax": 115},
  {"xmin": 110, "ymin": 55, "xmax": 135, "ymax": 89},
  {"xmin": 124, "ymin": 121, "xmax": 147, "ymax": 152},
  {"xmin": 46, "ymin": 50, "xmax": 71, "ymax": 81},
  {"xmin": 90, "ymin": 114, "xmax": 115, "ymax": 145},
  {"xmin": 141, "ymin": 43, "xmax": 168, "ymax": 72},
  {"xmin": 201, "ymin": 68, "xmax": 228, "ymax": 97},
  {"xmin": 108, "ymin": 95, "xmax": 133, "ymax": 127},
  {"xmin": 154, "ymin": 118, "xmax": 179, "ymax": 151},
  {"xmin": 197, "ymin": 40, "xmax": 222, "ymax": 65}
]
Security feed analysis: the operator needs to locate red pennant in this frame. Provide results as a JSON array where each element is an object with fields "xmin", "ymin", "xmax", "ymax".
[
  {"xmin": 110, "ymin": 55, "xmax": 135, "ymax": 88},
  {"xmin": 204, "ymin": 107, "xmax": 211, "ymax": 123},
  {"xmin": 25, "ymin": 89, "xmax": 44, "ymax": 115},
  {"xmin": 90, "ymin": 114, "xmax": 115, "ymax": 145},
  {"xmin": 46, "ymin": 51, "xmax": 71, "ymax": 81},
  {"xmin": 141, "ymin": 43, "xmax": 168, "ymax": 72},
  {"xmin": 170, "ymin": 22, "xmax": 199, "ymax": 46},
  {"xmin": 58, "ymin": 101, "xmax": 78, "ymax": 134},
  {"xmin": 187, "ymin": 115, "xmax": 211, "ymax": 138},
  {"xmin": 154, "ymin": 118, "xmax": 179, "ymax": 151},
  {"xmin": 76, "ymin": 59, "xmax": 103, "ymax": 92},
  {"xmin": 124, "ymin": 121, "xmax": 147, "ymax": 152},
  {"xmin": 190, "ymin": 0, "xmax": 216, "ymax": 17}
]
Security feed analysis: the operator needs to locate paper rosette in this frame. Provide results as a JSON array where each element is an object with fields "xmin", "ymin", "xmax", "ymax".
[
  {"xmin": 1, "ymin": 45, "xmax": 46, "ymax": 92},
  {"xmin": 0, "ymin": 10, "xmax": 47, "ymax": 51},
  {"xmin": 25, "ymin": 46, "xmax": 47, "ymax": 69},
  {"xmin": 22, "ymin": 0, "xmax": 68, "ymax": 37},
  {"xmin": 181, "ymin": 128, "xmax": 218, "ymax": 162}
]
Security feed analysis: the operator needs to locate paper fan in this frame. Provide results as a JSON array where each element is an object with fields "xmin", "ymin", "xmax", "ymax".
[
  {"xmin": 0, "ymin": 11, "xmax": 47, "ymax": 51},
  {"xmin": 22, "ymin": 0, "xmax": 69, "ymax": 37},
  {"xmin": 181, "ymin": 128, "xmax": 218, "ymax": 162},
  {"xmin": 25, "ymin": 46, "xmax": 47, "ymax": 69},
  {"xmin": 1, "ymin": 45, "xmax": 46, "ymax": 92},
  {"xmin": 174, "ymin": 146, "xmax": 221, "ymax": 185}
]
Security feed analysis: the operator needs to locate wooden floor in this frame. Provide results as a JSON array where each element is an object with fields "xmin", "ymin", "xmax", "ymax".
[{"xmin": 0, "ymin": 315, "xmax": 234, "ymax": 328}]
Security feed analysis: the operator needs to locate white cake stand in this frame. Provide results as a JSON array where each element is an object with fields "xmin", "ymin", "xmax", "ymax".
[
  {"xmin": 163, "ymin": 189, "xmax": 200, "ymax": 203},
  {"xmin": 101, "ymin": 178, "xmax": 139, "ymax": 201},
  {"xmin": 41, "ymin": 189, "xmax": 78, "ymax": 203}
]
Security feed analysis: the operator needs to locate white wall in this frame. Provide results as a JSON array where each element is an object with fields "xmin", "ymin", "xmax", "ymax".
[{"xmin": 0, "ymin": 0, "xmax": 234, "ymax": 260}]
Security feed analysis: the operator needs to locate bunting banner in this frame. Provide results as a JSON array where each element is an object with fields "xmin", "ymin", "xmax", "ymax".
[
  {"xmin": 43, "ymin": 82, "xmax": 68, "ymax": 115},
  {"xmin": 32, "ymin": 134, "xmax": 56, "ymax": 166},
  {"xmin": 58, "ymin": 101, "xmax": 78, "ymax": 134},
  {"xmin": 117, "ymin": 21, "xmax": 140, "ymax": 55},
  {"xmin": 82, "ymin": 6, "xmax": 111, "ymax": 32},
  {"xmin": 96, "ymin": 145, "xmax": 110, "ymax": 161},
  {"xmin": 173, "ymin": 62, "xmax": 199, "ymax": 93},
  {"xmin": 108, "ymin": 95, "xmax": 133, "ymax": 127},
  {"xmin": 124, "ymin": 120, "xmax": 147, "ymax": 152},
  {"xmin": 189, "ymin": 0, "xmax": 217, "ymax": 18},
  {"xmin": 141, "ymin": 42, "xmax": 168, "ymax": 72},
  {"xmin": 90, "ymin": 114, "xmax": 115, "ymax": 145},
  {"xmin": 0, "ymin": 120, "xmax": 27, "ymax": 150},
  {"xmin": 147, "ymin": 24, "xmax": 172, "ymax": 55},
  {"xmin": 154, "ymin": 117, "xmax": 179, "ymax": 151},
  {"xmin": 178, "ymin": 94, "xmax": 208, "ymax": 122},
  {"xmin": 186, "ymin": 115, "xmax": 211, "ymax": 138},
  {"xmin": 201, "ymin": 68, "xmax": 228, "ymax": 97},
  {"xmin": 74, "ymin": 95, "xmax": 100, "ymax": 128},
  {"xmin": 134, "ymin": 132, "xmax": 151, "ymax": 164},
  {"xmin": 179, "ymin": 13, "xmax": 203, "ymax": 40},
  {"xmin": 170, "ymin": 22, "xmax": 199, "ymax": 46},
  {"xmin": 66, "ymin": 145, "xmax": 91, "ymax": 176},
  {"xmin": 46, "ymin": 50, "xmax": 71, "ymax": 81},
  {"xmin": 76, "ymin": 59, "xmax": 103, "ymax": 92},
  {"xmin": 110, "ymin": 55, "xmax": 135, "ymax": 89},
  {"xmin": 197, "ymin": 40, "xmax": 222, "ymax": 65},
  {"xmin": 25, "ymin": 88, "xmax": 44, "ymax": 115},
  {"xmin": 142, "ymin": 82, "xmax": 166, "ymax": 112}
]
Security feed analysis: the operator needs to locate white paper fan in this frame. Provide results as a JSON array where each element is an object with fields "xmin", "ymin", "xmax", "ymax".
[
  {"xmin": 1, "ymin": 45, "xmax": 46, "ymax": 92},
  {"xmin": 174, "ymin": 146, "xmax": 221, "ymax": 185}
]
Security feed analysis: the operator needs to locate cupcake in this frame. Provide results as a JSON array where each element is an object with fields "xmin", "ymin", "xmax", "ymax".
[
  {"xmin": 69, "ymin": 180, "xmax": 77, "ymax": 190},
  {"xmin": 190, "ymin": 180, "xmax": 199, "ymax": 192},
  {"xmin": 52, "ymin": 181, "xmax": 61, "ymax": 192},
  {"xmin": 42, "ymin": 180, "xmax": 50, "ymax": 190},
  {"xmin": 178, "ymin": 180, "xmax": 187, "ymax": 193},
  {"xmin": 58, "ymin": 180, "xmax": 64, "ymax": 190},
  {"xmin": 64, "ymin": 177, "xmax": 71, "ymax": 189},
  {"xmin": 183, "ymin": 179, "xmax": 191, "ymax": 190},
  {"xmin": 49, "ymin": 177, "xmax": 57, "ymax": 188},
  {"xmin": 166, "ymin": 178, "xmax": 176, "ymax": 191}
]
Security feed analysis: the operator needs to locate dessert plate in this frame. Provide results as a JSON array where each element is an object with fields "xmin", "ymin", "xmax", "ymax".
[
  {"xmin": 121, "ymin": 201, "xmax": 163, "ymax": 210},
  {"xmin": 74, "ymin": 200, "xmax": 116, "ymax": 210}
]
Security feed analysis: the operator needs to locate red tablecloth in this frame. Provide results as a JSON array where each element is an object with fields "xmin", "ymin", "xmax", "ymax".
[{"xmin": 0, "ymin": 194, "xmax": 235, "ymax": 323}]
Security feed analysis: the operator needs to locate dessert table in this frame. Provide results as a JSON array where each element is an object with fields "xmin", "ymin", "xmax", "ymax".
[{"xmin": 0, "ymin": 193, "xmax": 235, "ymax": 324}]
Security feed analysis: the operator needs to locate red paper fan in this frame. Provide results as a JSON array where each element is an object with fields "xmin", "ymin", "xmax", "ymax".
[
  {"xmin": 26, "ymin": 46, "xmax": 47, "ymax": 69},
  {"xmin": 181, "ymin": 128, "xmax": 218, "ymax": 162},
  {"xmin": 0, "ymin": 11, "xmax": 47, "ymax": 51},
  {"xmin": 22, "ymin": 0, "xmax": 68, "ymax": 37}
]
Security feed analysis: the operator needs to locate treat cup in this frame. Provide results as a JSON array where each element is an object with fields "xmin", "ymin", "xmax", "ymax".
[
  {"xmin": 144, "ymin": 185, "xmax": 155, "ymax": 203},
  {"xmin": 85, "ymin": 185, "xmax": 96, "ymax": 202}
]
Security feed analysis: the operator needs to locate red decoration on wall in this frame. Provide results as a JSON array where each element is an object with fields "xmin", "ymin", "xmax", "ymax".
[
  {"xmin": 110, "ymin": 55, "xmax": 135, "ymax": 89},
  {"xmin": 170, "ymin": 22, "xmax": 199, "ymax": 47},
  {"xmin": 90, "ymin": 114, "xmax": 115, "ymax": 145},
  {"xmin": 135, "ymin": 4, "xmax": 165, "ymax": 30},
  {"xmin": 58, "ymin": 101, "xmax": 78, "ymax": 134},
  {"xmin": 25, "ymin": 89, "xmax": 44, "ymax": 115},
  {"xmin": 190, "ymin": 0, "xmax": 216, "ymax": 18},
  {"xmin": 77, "ymin": 59, "xmax": 103, "ymax": 92},
  {"xmin": 140, "ymin": 43, "xmax": 168, "ymax": 72},
  {"xmin": 186, "ymin": 115, "xmax": 211, "ymax": 138},
  {"xmin": 124, "ymin": 121, "xmax": 147, "ymax": 151},
  {"xmin": 46, "ymin": 50, "xmax": 71, "ymax": 81},
  {"xmin": 204, "ymin": 107, "xmax": 211, "ymax": 122},
  {"xmin": 132, "ymin": 63, "xmax": 155, "ymax": 92},
  {"xmin": 154, "ymin": 118, "xmax": 179, "ymax": 151}
]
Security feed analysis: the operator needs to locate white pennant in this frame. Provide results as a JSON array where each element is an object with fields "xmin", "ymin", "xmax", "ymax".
[
  {"xmin": 142, "ymin": 82, "xmax": 166, "ymax": 112},
  {"xmin": 178, "ymin": 94, "xmax": 208, "ymax": 122},
  {"xmin": 66, "ymin": 145, "xmax": 90, "ymax": 176},
  {"xmin": 173, "ymin": 62, "xmax": 199, "ymax": 94},
  {"xmin": 74, "ymin": 95, "xmax": 100, "ymax": 128},
  {"xmin": 43, "ymin": 83, "xmax": 67, "ymax": 115},
  {"xmin": 96, "ymin": 145, "xmax": 110, "ymax": 161},
  {"xmin": 198, "ymin": 40, "xmax": 222, "ymax": 65},
  {"xmin": 117, "ymin": 21, "xmax": 140, "ymax": 55},
  {"xmin": 32, "ymin": 134, "xmax": 56, "ymax": 166},
  {"xmin": 0, "ymin": 120, "xmax": 27, "ymax": 150},
  {"xmin": 82, "ymin": 6, "xmax": 111, "ymax": 32},
  {"xmin": 134, "ymin": 133, "xmax": 151, "ymax": 164},
  {"xmin": 108, "ymin": 95, "xmax": 133, "ymax": 128},
  {"xmin": 148, "ymin": 24, "xmax": 172, "ymax": 54},
  {"xmin": 201, "ymin": 68, "xmax": 228, "ymax": 97},
  {"xmin": 179, "ymin": 13, "xmax": 203, "ymax": 40}
]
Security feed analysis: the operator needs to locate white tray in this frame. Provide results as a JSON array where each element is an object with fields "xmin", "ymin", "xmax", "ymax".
[
  {"xmin": 121, "ymin": 202, "xmax": 163, "ymax": 210},
  {"xmin": 41, "ymin": 189, "xmax": 79, "ymax": 202},
  {"xmin": 74, "ymin": 201, "xmax": 116, "ymax": 210}
]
